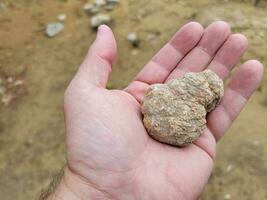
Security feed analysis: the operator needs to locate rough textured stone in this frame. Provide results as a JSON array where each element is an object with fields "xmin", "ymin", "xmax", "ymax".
[
  {"xmin": 91, "ymin": 14, "xmax": 111, "ymax": 28},
  {"xmin": 141, "ymin": 70, "xmax": 224, "ymax": 146},
  {"xmin": 45, "ymin": 22, "xmax": 64, "ymax": 37}
]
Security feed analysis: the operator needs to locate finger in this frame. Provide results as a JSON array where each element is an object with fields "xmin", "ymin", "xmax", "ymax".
[
  {"xmin": 167, "ymin": 21, "xmax": 231, "ymax": 80},
  {"xmin": 78, "ymin": 25, "xmax": 117, "ymax": 88},
  {"xmin": 207, "ymin": 60, "xmax": 264, "ymax": 140},
  {"xmin": 207, "ymin": 34, "xmax": 248, "ymax": 79},
  {"xmin": 125, "ymin": 22, "xmax": 204, "ymax": 101},
  {"xmin": 132, "ymin": 22, "xmax": 204, "ymax": 84},
  {"xmin": 193, "ymin": 128, "xmax": 217, "ymax": 160}
]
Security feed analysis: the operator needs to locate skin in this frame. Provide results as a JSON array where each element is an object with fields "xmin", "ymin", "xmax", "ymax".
[{"xmin": 48, "ymin": 21, "xmax": 264, "ymax": 200}]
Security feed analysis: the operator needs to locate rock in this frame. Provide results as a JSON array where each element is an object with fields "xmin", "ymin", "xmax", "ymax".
[
  {"xmin": 91, "ymin": 14, "xmax": 111, "ymax": 28},
  {"xmin": 224, "ymin": 194, "xmax": 231, "ymax": 200},
  {"xmin": 104, "ymin": 4, "xmax": 114, "ymax": 11},
  {"xmin": 24, "ymin": 138, "xmax": 34, "ymax": 147},
  {"xmin": 45, "ymin": 22, "xmax": 64, "ymax": 37},
  {"xmin": 1, "ymin": 93, "xmax": 14, "ymax": 106},
  {"xmin": 252, "ymin": 140, "xmax": 260, "ymax": 146},
  {"xmin": 7, "ymin": 76, "xmax": 13, "ymax": 83},
  {"xmin": 14, "ymin": 80, "xmax": 23, "ymax": 86},
  {"xmin": 0, "ymin": 2, "xmax": 7, "ymax": 11},
  {"xmin": 146, "ymin": 32, "xmax": 160, "ymax": 44},
  {"xmin": 57, "ymin": 13, "xmax": 67, "ymax": 22},
  {"xmin": 127, "ymin": 32, "xmax": 139, "ymax": 47},
  {"xmin": 83, "ymin": 3, "xmax": 99, "ymax": 15},
  {"xmin": 226, "ymin": 164, "xmax": 233, "ymax": 173},
  {"xmin": 141, "ymin": 70, "xmax": 224, "ymax": 146},
  {"xmin": 95, "ymin": 0, "xmax": 106, "ymax": 6},
  {"xmin": 0, "ymin": 85, "xmax": 6, "ymax": 95},
  {"xmin": 131, "ymin": 49, "xmax": 139, "ymax": 56},
  {"xmin": 83, "ymin": 3, "xmax": 93, "ymax": 11},
  {"xmin": 106, "ymin": 0, "xmax": 120, "ymax": 4}
]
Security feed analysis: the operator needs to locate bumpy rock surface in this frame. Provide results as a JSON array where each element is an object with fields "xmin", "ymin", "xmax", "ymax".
[{"xmin": 141, "ymin": 70, "xmax": 224, "ymax": 146}]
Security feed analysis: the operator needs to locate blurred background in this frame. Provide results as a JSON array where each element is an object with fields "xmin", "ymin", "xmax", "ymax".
[{"xmin": 0, "ymin": 0, "xmax": 267, "ymax": 199}]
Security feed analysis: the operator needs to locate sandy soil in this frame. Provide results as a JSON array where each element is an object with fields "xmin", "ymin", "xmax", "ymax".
[{"xmin": 0, "ymin": 0, "xmax": 266, "ymax": 199}]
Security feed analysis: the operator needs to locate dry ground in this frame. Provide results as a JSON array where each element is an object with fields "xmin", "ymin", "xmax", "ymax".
[{"xmin": 0, "ymin": 0, "xmax": 267, "ymax": 199}]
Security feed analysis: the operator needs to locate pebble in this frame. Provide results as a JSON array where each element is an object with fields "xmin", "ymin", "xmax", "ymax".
[
  {"xmin": 131, "ymin": 49, "xmax": 139, "ymax": 56},
  {"xmin": 127, "ymin": 32, "xmax": 139, "ymax": 47},
  {"xmin": 259, "ymin": 31, "xmax": 265, "ymax": 37},
  {"xmin": 83, "ymin": 3, "xmax": 93, "ymax": 11},
  {"xmin": 0, "ymin": 2, "xmax": 6, "ymax": 11},
  {"xmin": 57, "ymin": 13, "xmax": 67, "ymax": 22},
  {"xmin": 106, "ymin": 0, "xmax": 120, "ymax": 4},
  {"xmin": 252, "ymin": 140, "xmax": 260, "ymax": 146},
  {"xmin": 95, "ymin": 0, "xmax": 106, "ymax": 6},
  {"xmin": 0, "ymin": 86, "xmax": 6, "ymax": 95},
  {"xmin": 14, "ymin": 80, "xmax": 23, "ymax": 86},
  {"xmin": 7, "ymin": 77, "xmax": 13, "ymax": 83},
  {"xmin": 91, "ymin": 14, "xmax": 111, "ymax": 28},
  {"xmin": 83, "ymin": 3, "xmax": 99, "ymax": 15},
  {"xmin": 105, "ymin": 4, "xmax": 114, "ymax": 11},
  {"xmin": 2, "ymin": 93, "xmax": 14, "ymax": 106},
  {"xmin": 45, "ymin": 22, "xmax": 64, "ymax": 37},
  {"xmin": 146, "ymin": 33, "xmax": 156, "ymax": 41},
  {"xmin": 224, "ymin": 193, "xmax": 231, "ymax": 199},
  {"xmin": 226, "ymin": 164, "xmax": 233, "ymax": 173},
  {"xmin": 25, "ymin": 138, "xmax": 34, "ymax": 147}
]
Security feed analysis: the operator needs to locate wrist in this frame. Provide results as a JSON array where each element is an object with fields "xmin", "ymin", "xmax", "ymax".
[{"xmin": 48, "ymin": 167, "xmax": 111, "ymax": 200}]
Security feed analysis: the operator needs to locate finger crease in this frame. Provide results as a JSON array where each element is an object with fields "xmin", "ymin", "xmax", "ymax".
[
  {"xmin": 228, "ymin": 87, "xmax": 248, "ymax": 101},
  {"xmin": 219, "ymin": 103, "xmax": 234, "ymax": 122},
  {"xmin": 136, "ymin": 61, "xmax": 170, "ymax": 84}
]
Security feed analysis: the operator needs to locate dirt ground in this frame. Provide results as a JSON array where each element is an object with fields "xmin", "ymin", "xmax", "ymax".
[{"xmin": 0, "ymin": 0, "xmax": 267, "ymax": 199}]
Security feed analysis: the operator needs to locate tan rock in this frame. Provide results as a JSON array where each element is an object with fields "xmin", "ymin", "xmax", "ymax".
[{"xmin": 141, "ymin": 70, "xmax": 224, "ymax": 146}]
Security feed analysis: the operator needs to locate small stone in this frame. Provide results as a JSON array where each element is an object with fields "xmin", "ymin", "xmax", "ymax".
[
  {"xmin": 259, "ymin": 31, "xmax": 265, "ymax": 37},
  {"xmin": 91, "ymin": 14, "xmax": 111, "ymax": 28},
  {"xmin": 0, "ymin": 2, "xmax": 6, "ymax": 10},
  {"xmin": 45, "ymin": 22, "xmax": 64, "ymax": 37},
  {"xmin": 226, "ymin": 164, "xmax": 233, "ymax": 173},
  {"xmin": 83, "ymin": 3, "xmax": 93, "ymax": 11},
  {"xmin": 2, "ymin": 93, "xmax": 14, "ymax": 106},
  {"xmin": 252, "ymin": 140, "xmax": 260, "ymax": 146},
  {"xmin": 57, "ymin": 13, "xmax": 67, "ymax": 22},
  {"xmin": 104, "ymin": 4, "xmax": 114, "ymax": 11},
  {"xmin": 90, "ymin": 6, "xmax": 99, "ymax": 15},
  {"xmin": 0, "ymin": 86, "xmax": 6, "ymax": 95},
  {"xmin": 95, "ymin": 0, "xmax": 106, "ymax": 6},
  {"xmin": 224, "ymin": 194, "xmax": 231, "ymax": 199},
  {"xmin": 7, "ymin": 76, "xmax": 13, "ymax": 83},
  {"xmin": 131, "ymin": 49, "xmax": 139, "ymax": 56},
  {"xmin": 127, "ymin": 32, "xmax": 139, "ymax": 47},
  {"xmin": 146, "ymin": 31, "xmax": 160, "ymax": 42},
  {"xmin": 141, "ymin": 70, "xmax": 224, "ymax": 146},
  {"xmin": 146, "ymin": 33, "xmax": 157, "ymax": 41},
  {"xmin": 13, "ymin": 80, "xmax": 23, "ymax": 86},
  {"xmin": 25, "ymin": 138, "xmax": 34, "ymax": 147},
  {"xmin": 106, "ymin": 0, "xmax": 120, "ymax": 4},
  {"xmin": 83, "ymin": 3, "xmax": 99, "ymax": 15}
]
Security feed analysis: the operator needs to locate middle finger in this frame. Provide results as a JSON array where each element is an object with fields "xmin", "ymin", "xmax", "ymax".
[{"xmin": 166, "ymin": 21, "xmax": 231, "ymax": 81}]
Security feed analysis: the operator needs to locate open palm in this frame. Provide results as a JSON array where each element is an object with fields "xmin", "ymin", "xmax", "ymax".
[{"xmin": 62, "ymin": 22, "xmax": 263, "ymax": 200}]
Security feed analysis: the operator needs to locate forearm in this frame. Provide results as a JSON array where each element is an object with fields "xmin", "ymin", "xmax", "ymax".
[{"xmin": 40, "ymin": 167, "xmax": 111, "ymax": 200}]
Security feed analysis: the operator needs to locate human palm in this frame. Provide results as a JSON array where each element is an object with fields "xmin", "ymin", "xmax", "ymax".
[{"xmin": 62, "ymin": 22, "xmax": 263, "ymax": 200}]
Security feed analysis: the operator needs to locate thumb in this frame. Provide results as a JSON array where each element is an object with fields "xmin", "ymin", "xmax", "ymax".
[{"xmin": 78, "ymin": 25, "xmax": 117, "ymax": 88}]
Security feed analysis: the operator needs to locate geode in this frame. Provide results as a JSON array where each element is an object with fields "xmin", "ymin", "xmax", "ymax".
[{"xmin": 141, "ymin": 70, "xmax": 224, "ymax": 146}]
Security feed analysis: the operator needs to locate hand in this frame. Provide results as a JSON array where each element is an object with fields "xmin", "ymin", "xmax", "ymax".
[{"xmin": 53, "ymin": 22, "xmax": 263, "ymax": 200}]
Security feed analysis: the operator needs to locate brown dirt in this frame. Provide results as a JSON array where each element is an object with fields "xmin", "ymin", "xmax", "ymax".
[{"xmin": 0, "ymin": 0, "xmax": 266, "ymax": 199}]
